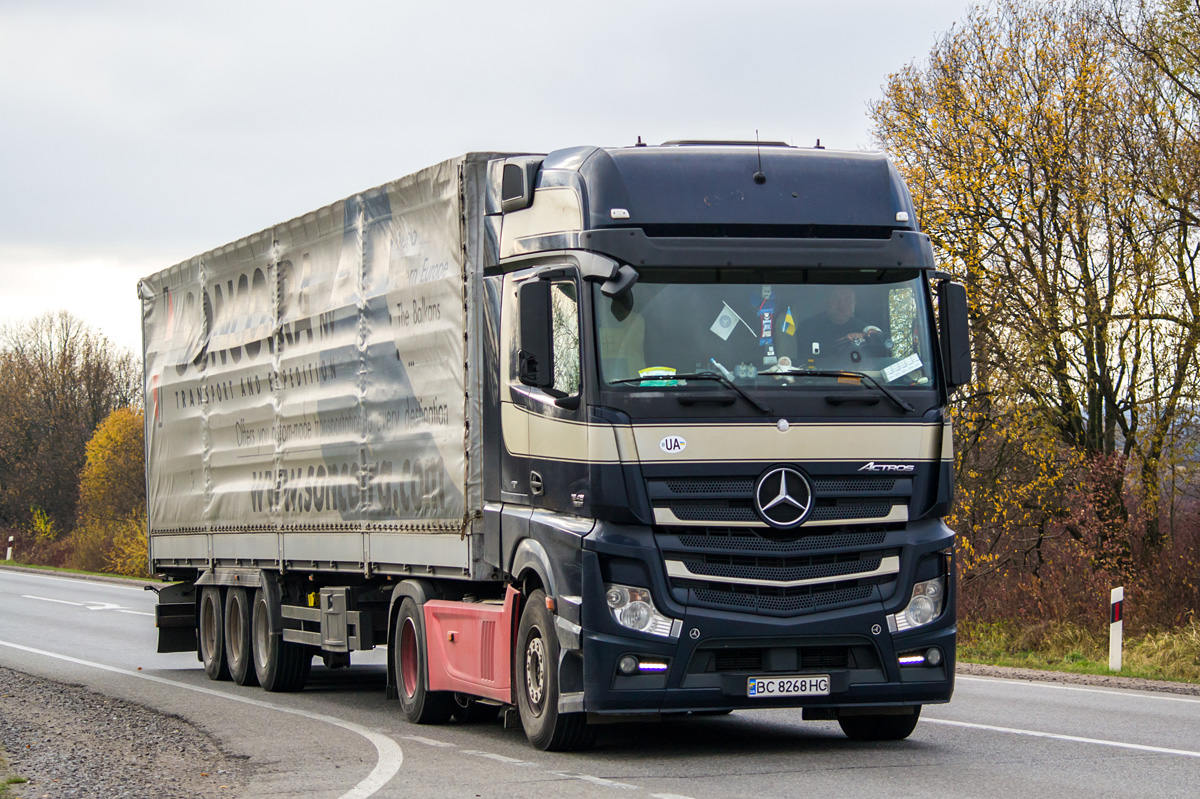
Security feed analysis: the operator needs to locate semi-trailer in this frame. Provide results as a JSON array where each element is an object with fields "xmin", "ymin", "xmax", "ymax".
[{"xmin": 141, "ymin": 141, "xmax": 971, "ymax": 750}]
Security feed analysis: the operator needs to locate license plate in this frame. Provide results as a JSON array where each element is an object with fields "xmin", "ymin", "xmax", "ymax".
[{"xmin": 747, "ymin": 674, "xmax": 831, "ymax": 698}]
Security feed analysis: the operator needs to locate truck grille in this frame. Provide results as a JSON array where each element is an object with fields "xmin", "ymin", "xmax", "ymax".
[
  {"xmin": 656, "ymin": 524, "xmax": 901, "ymax": 616},
  {"xmin": 650, "ymin": 471, "xmax": 911, "ymax": 616},
  {"xmin": 649, "ymin": 474, "xmax": 911, "ymax": 529},
  {"xmin": 677, "ymin": 553, "xmax": 884, "ymax": 583},
  {"xmin": 664, "ymin": 476, "xmax": 897, "ymax": 496},
  {"xmin": 693, "ymin": 583, "xmax": 876, "ymax": 614}
]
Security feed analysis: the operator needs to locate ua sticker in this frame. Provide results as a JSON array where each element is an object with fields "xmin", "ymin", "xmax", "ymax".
[{"xmin": 659, "ymin": 435, "xmax": 687, "ymax": 454}]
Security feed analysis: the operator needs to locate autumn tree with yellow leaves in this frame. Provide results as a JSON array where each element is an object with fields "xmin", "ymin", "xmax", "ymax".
[
  {"xmin": 69, "ymin": 407, "xmax": 148, "ymax": 576},
  {"xmin": 872, "ymin": 0, "xmax": 1200, "ymax": 628}
]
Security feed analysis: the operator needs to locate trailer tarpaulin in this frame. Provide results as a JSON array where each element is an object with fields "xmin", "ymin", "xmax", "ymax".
[{"xmin": 140, "ymin": 156, "xmax": 484, "ymax": 539}]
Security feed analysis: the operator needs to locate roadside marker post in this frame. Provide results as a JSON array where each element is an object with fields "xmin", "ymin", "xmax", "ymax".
[
  {"xmin": 1109, "ymin": 586, "xmax": 1124, "ymax": 672},
  {"xmin": 5, "ymin": 535, "xmax": 12, "ymax": 561}
]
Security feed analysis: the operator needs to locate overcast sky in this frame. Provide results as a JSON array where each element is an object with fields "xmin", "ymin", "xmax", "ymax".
[{"xmin": 0, "ymin": 0, "xmax": 972, "ymax": 355}]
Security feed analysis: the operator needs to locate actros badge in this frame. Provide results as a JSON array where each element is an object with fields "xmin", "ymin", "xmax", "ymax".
[{"xmin": 858, "ymin": 462, "xmax": 915, "ymax": 473}]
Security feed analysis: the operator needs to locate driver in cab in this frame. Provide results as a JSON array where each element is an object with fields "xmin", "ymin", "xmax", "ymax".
[{"xmin": 795, "ymin": 285, "xmax": 889, "ymax": 359}]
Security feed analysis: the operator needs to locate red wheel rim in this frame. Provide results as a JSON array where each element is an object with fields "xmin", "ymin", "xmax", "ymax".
[{"xmin": 400, "ymin": 617, "xmax": 418, "ymax": 698}]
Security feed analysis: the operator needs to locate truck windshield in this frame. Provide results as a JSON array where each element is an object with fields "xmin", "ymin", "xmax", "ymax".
[{"xmin": 594, "ymin": 269, "xmax": 937, "ymax": 391}]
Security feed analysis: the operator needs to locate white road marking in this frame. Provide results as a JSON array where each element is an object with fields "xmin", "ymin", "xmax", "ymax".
[
  {"xmin": 550, "ymin": 772, "xmax": 640, "ymax": 790},
  {"xmin": 82, "ymin": 602, "xmax": 123, "ymax": 611},
  {"xmin": 462, "ymin": 749, "xmax": 539, "ymax": 766},
  {"xmin": 400, "ymin": 735, "xmax": 457, "ymax": 748},
  {"xmin": 21, "ymin": 595, "xmax": 147, "ymax": 615},
  {"xmin": 21, "ymin": 594, "xmax": 86, "ymax": 607},
  {"xmin": 958, "ymin": 674, "xmax": 1200, "ymax": 705},
  {"xmin": 0, "ymin": 639, "xmax": 404, "ymax": 799},
  {"xmin": 651, "ymin": 794, "xmax": 699, "ymax": 799},
  {"xmin": 924, "ymin": 717, "xmax": 1200, "ymax": 758}
]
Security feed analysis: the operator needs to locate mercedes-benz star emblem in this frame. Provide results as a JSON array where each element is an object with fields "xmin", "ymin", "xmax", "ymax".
[{"xmin": 754, "ymin": 466, "xmax": 814, "ymax": 529}]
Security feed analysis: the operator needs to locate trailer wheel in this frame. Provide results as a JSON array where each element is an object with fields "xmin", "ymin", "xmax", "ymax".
[
  {"xmin": 251, "ymin": 584, "xmax": 311, "ymax": 692},
  {"xmin": 516, "ymin": 589, "xmax": 592, "ymax": 751},
  {"xmin": 838, "ymin": 706, "xmax": 921, "ymax": 741},
  {"xmin": 451, "ymin": 693, "xmax": 501, "ymax": 723},
  {"xmin": 393, "ymin": 597, "xmax": 454, "ymax": 724},
  {"xmin": 223, "ymin": 586, "xmax": 258, "ymax": 686},
  {"xmin": 199, "ymin": 586, "xmax": 230, "ymax": 681}
]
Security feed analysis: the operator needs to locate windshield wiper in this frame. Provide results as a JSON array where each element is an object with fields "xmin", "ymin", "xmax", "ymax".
[
  {"xmin": 766, "ymin": 369, "xmax": 915, "ymax": 414},
  {"xmin": 609, "ymin": 372, "xmax": 773, "ymax": 415}
]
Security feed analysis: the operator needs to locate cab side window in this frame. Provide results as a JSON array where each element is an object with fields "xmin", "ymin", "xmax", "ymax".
[{"xmin": 550, "ymin": 280, "xmax": 580, "ymax": 397}]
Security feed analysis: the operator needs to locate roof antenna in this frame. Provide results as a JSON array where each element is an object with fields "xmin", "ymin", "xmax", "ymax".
[
  {"xmin": 753, "ymin": 130, "xmax": 767, "ymax": 184},
  {"xmin": 814, "ymin": 138, "xmax": 825, "ymax": 150},
  {"xmin": 636, "ymin": 135, "xmax": 646, "ymax": 147}
]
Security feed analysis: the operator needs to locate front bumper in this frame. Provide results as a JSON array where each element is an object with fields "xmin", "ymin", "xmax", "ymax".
[
  {"xmin": 579, "ymin": 603, "xmax": 954, "ymax": 714},
  {"xmin": 569, "ymin": 518, "xmax": 956, "ymax": 715}
]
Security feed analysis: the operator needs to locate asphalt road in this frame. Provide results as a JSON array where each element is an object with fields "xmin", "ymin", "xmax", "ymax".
[{"xmin": 2, "ymin": 567, "xmax": 1199, "ymax": 798}]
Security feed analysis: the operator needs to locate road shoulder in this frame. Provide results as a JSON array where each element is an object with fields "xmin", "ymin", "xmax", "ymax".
[{"xmin": 957, "ymin": 661, "xmax": 1200, "ymax": 696}]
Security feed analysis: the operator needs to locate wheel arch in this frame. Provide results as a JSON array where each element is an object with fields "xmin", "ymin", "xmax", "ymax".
[
  {"xmin": 510, "ymin": 537, "xmax": 556, "ymax": 600},
  {"xmin": 386, "ymin": 579, "xmax": 444, "ymax": 700}
]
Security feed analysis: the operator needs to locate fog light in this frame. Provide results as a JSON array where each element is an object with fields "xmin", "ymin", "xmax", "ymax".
[
  {"xmin": 926, "ymin": 647, "xmax": 943, "ymax": 666},
  {"xmin": 618, "ymin": 655, "xmax": 639, "ymax": 675}
]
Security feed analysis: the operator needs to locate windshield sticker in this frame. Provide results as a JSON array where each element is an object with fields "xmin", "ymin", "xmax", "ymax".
[
  {"xmin": 638, "ymin": 366, "xmax": 678, "ymax": 386},
  {"xmin": 659, "ymin": 435, "xmax": 687, "ymax": 454},
  {"xmin": 883, "ymin": 353, "xmax": 923, "ymax": 383}
]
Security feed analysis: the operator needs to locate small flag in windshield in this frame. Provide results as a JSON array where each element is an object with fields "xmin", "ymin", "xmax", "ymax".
[{"xmin": 710, "ymin": 302, "xmax": 751, "ymax": 341}]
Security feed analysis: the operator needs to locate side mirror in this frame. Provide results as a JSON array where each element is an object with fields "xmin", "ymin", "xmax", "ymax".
[
  {"xmin": 518, "ymin": 280, "xmax": 553, "ymax": 388},
  {"xmin": 937, "ymin": 280, "xmax": 972, "ymax": 392},
  {"xmin": 500, "ymin": 157, "xmax": 543, "ymax": 213}
]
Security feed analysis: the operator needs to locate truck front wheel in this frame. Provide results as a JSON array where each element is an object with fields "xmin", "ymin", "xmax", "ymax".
[
  {"xmin": 838, "ymin": 706, "xmax": 921, "ymax": 741},
  {"xmin": 393, "ymin": 597, "xmax": 454, "ymax": 724},
  {"xmin": 515, "ymin": 590, "xmax": 592, "ymax": 751},
  {"xmin": 199, "ymin": 586, "xmax": 230, "ymax": 681},
  {"xmin": 251, "ymin": 583, "xmax": 311, "ymax": 692}
]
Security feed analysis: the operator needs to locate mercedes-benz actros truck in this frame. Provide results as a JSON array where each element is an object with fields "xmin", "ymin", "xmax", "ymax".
[{"xmin": 141, "ymin": 140, "xmax": 971, "ymax": 750}]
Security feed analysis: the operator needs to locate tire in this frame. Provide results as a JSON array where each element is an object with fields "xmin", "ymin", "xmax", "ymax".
[
  {"xmin": 838, "ymin": 706, "xmax": 921, "ymax": 741},
  {"xmin": 516, "ymin": 590, "xmax": 593, "ymax": 751},
  {"xmin": 452, "ymin": 693, "xmax": 502, "ymax": 724},
  {"xmin": 393, "ymin": 597, "xmax": 454, "ymax": 724},
  {"xmin": 199, "ymin": 586, "xmax": 230, "ymax": 681},
  {"xmin": 223, "ymin": 586, "xmax": 258, "ymax": 686},
  {"xmin": 251, "ymin": 583, "xmax": 311, "ymax": 692}
]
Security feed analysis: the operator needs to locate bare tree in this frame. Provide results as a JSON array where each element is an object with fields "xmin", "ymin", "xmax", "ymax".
[{"xmin": 0, "ymin": 312, "xmax": 140, "ymax": 531}]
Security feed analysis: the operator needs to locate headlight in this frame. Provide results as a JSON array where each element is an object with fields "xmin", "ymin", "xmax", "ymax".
[
  {"xmin": 604, "ymin": 583, "xmax": 681, "ymax": 638},
  {"xmin": 887, "ymin": 577, "xmax": 945, "ymax": 633}
]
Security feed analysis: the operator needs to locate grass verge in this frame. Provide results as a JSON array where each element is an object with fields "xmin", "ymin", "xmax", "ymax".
[
  {"xmin": 0, "ymin": 561, "xmax": 149, "ymax": 582},
  {"xmin": 960, "ymin": 618, "xmax": 1200, "ymax": 683}
]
